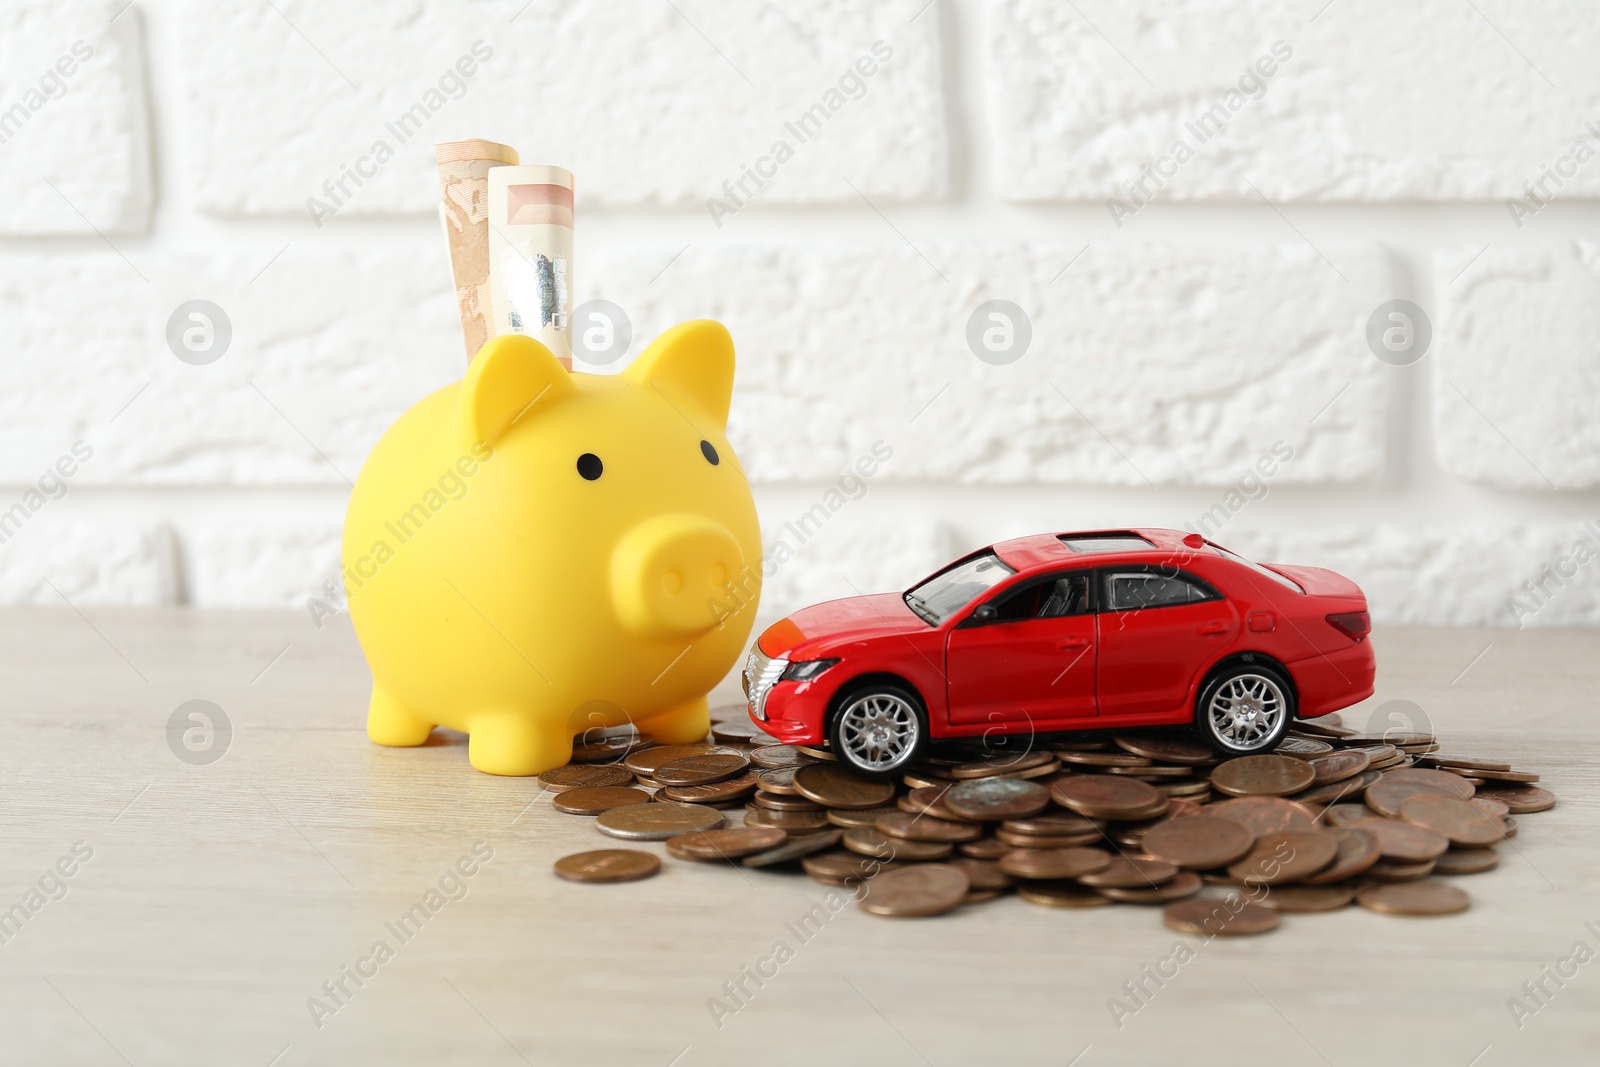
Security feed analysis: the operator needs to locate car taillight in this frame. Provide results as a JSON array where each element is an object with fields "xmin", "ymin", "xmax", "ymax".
[{"xmin": 1326, "ymin": 611, "xmax": 1370, "ymax": 642}]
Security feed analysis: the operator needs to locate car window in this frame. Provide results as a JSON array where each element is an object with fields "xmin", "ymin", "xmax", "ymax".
[
  {"xmin": 1206, "ymin": 541, "xmax": 1304, "ymax": 592},
  {"xmin": 1106, "ymin": 571, "xmax": 1212, "ymax": 611},
  {"xmin": 905, "ymin": 552, "xmax": 1015, "ymax": 625},
  {"xmin": 992, "ymin": 574, "xmax": 1090, "ymax": 621}
]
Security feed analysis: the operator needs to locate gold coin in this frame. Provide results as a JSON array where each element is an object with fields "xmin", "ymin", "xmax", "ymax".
[
  {"xmin": 793, "ymin": 763, "xmax": 896, "ymax": 809},
  {"xmin": 875, "ymin": 810, "xmax": 982, "ymax": 843},
  {"xmin": 554, "ymin": 849, "xmax": 661, "ymax": 883},
  {"xmin": 858, "ymin": 864, "xmax": 971, "ymax": 917},
  {"xmin": 998, "ymin": 847, "xmax": 1113, "ymax": 880},
  {"xmin": 595, "ymin": 801, "xmax": 724, "ymax": 840},
  {"xmin": 1163, "ymin": 897, "xmax": 1281, "ymax": 936},
  {"xmin": 1398, "ymin": 793, "xmax": 1506, "ymax": 847},
  {"xmin": 842, "ymin": 827, "xmax": 953, "ymax": 861},
  {"xmin": 1211, "ymin": 755, "xmax": 1316, "ymax": 797},
  {"xmin": 742, "ymin": 829, "xmax": 844, "ymax": 868},
  {"xmin": 1018, "ymin": 882, "xmax": 1114, "ymax": 908},
  {"xmin": 666, "ymin": 827, "xmax": 787, "ymax": 861},
  {"xmin": 1141, "ymin": 815, "xmax": 1255, "ymax": 870},
  {"xmin": 1259, "ymin": 884, "xmax": 1354, "ymax": 912},
  {"xmin": 537, "ymin": 763, "xmax": 636, "ymax": 792},
  {"xmin": 551, "ymin": 786, "xmax": 653, "ymax": 816},
  {"xmin": 1356, "ymin": 879, "xmax": 1470, "ymax": 916},
  {"xmin": 1051, "ymin": 776, "xmax": 1168, "ymax": 820},
  {"xmin": 1351, "ymin": 818, "xmax": 1449, "ymax": 862},
  {"xmin": 1096, "ymin": 870, "xmax": 1204, "ymax": 903},
  {"xmin": 1226, "ymin": 831, "xmax": 1339, "ymax": 885}
]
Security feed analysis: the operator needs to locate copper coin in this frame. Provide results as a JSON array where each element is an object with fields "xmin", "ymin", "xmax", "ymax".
[
  {"xmin": 1471, "ymin": 796, "xmax": 1511, "ymax": 819},
  {"xmin": 1425, "ymin": 755, "xmax": 1511, "ymax": 772},
  {"xmin": 962, "ymin": 888, "xmax": 1005, "ymax": 904},
  {"xmin": 859, "ymin": 864, "xmax": 971, "ymax": 917},
  {"xmin": 750, "ymin": 744, "xmax": 806, "ymax": 769},
  {"xmin": 829, "ymin": 805, "xmax": 902, "ymax": 828},
  {"xmin": 793, "ymin": 763, "xmax": 896, "ymax": 809},
  {"xmin": 538, "ymin": 763, "xmax": 636, "ymax": 792},
  {"xmin": 947, "ymin": 750, "xmax": 1057, "ymax": 778},
  {"xmin": 1096, "ymin": 870, "xmax": 1204, "ymax": 903},
  {"xmin": 1056, "ymin": 750, "xmax": 1153, "ymax": 768},
  {"xmin": 1051, "ymin": 776, "xmax": 1168, "ymax": 820},
  {"xmin": 552, "ymin": 786, "xmax": 653, "ymax": 815},
  {"xmin": 1259, "ymin": 884, "xmax": 1353, "ymax": 911},
  {"xmin": 570, "ymin": 730, "xmax": 655, "ymax": 763},
  {"xmin": 1113, "ymin": 731, "xmax": 1215, "ymax": 764},
  {"xmin": 1227, "ymin": 831, "xmax": 1339, "ymax": 885},
  {"xmin": 901, "ymin": 772, "xmax": 950, "ymax": 790},
  {"xmin": 625, "ymin": 743, "xmax": 740, "ymax": 776},
  {"xmin": 742, "ymin": 828, "xmax": 844, "ymax": 868},
  {"xmin": 995, "ymin": 828, "xmax": 1103, "ymax": 849},
  {"xmin": 802, "ymin": 850, "xmax": 894, "ymax": 883},
  {"xmin": 1478, "ymin": 784, "xmax": 1555, "ymax": 813},
  {"xmin": 755, "ymin": 767, "xmax": 801, "ymax": 795},
  {"xmin": 1291, "ymin": 718, "xmax": 1355, "ymax": 738},
  {"xmin": 1302, "ymin": 826, "xmax": 1382, "ymax": 884},
  {"xmin": 1433, "ymin": 847, "xmax": 1500, "ymax": 874},
  {"xmin": 797, "ymin": 744, "xmax": 835, "ymax": 761},
  {"xmin": 842, "ymin": 827, "xmax": 952, "ymax": 861},
  {"xmin": 1275, "ymin": 736, "xmax": 1335, "ymax": 756},
  {"xmin": 943, "ymin": 778, "xmax": 1051, "ymax": 821},
  {"xmin": 1305, "ymin": 749, "xmax": 1371, "ymax": 785},
  {"xmin": 744, "ymin": 808, "xmax": 831, "ymax": 831},
  {"xmin": 1351, "ymin": 817, "xmax": 1448, "ymax": 861},
  {"xmin": 1076, "ymin": 855, "xmax": 1179, "ymax": 888},
  {"xmin": 958, "ymin": 837, "xmax": 1012, "ymax": 860},
  {"xmin": 1293, "ymin": 769, "xmax": 1382, "ymax": 806},
  {"xmin": 949, "ymin": 856, "xmax": 1014, "ymax": 891},
  {"xmin": 1399, "ymin": 793, "xmax": 1507, "ymax": 847},
  {"xmin": 1364, "ymin": 857, "xmax": 1438, "ymax": 881},
  {"xmin": 1208, "ymin": 796, "xmax": 1316, "ymax": 837},
  {"xmin": 595, "ymin": 801, "xmax": 724, "ymax": 840},
  {"xmin": 999, "ymin": 847, "xmax": 1113, "ymax": 880},
  {"xmin": 667, "ymin": 827, "xmax": 788, "ymax": 861},
  {"xmin": 1211, "ymin": 755, "xmax": 1316, "ymax": 797},
  {"xmin": 554, "ymin": 849, "xmax": 661, "ymax": 883},
  {"xmin": 875, "ymin": 810, "xmax": 982, "ymax": 843},
  {"xmin": 653, "ymin": 753, "xmax": 751, "ymax": 786},
  {"xmin": 1003, "ymin": 812, "xmax": 1105, "ymax": 836},
  {"xmin": 1141, "ymin": 815, "xmax": 1255, "ymax": 870},
  {"xmin": 1452, "ymin": 766, "xmax": 1539, "ymax": 783},
  {"xmin": 1157, "ymin": 779, "xmax": 1215, "ymax": 797},
  {"xmin": 1319, "ymin": 803, "xmax": 1375, "ymax": 828},
  {"xmin": 1163, "ymin": 897, "xmax": 1281, "ymax": 936},
  {"xmin": 1356, "ymin": 880, "xmax": 1470, "ymax": 916},
  {"xmin": 900, "ymin": 785, "xmax": 955, "ymax": 815},
  {"xmin": 1364, "ymin": 778, "xmax": 1459, "ymax": 818},
  {"xmin": 751, "ymin": 790, "xmax": 823, "ymax": 811},
  {"xmin": 1383, "ymin": 767, "xmax": 1475, "ymax": 799},
  {"xmin": 710, "ymin": 720, "xmax": 779, "ymax": 744},
  {"xmin": 1502, "ymin": 815, "xmax": 1520, "ymax": 838},
  {"xmin": 1018, "ymin": 882, "xmax": 1114, "ymax": 908},
  {"xmin": 662, "ymin": 769, "xmax": 760, "ymax": 805}
]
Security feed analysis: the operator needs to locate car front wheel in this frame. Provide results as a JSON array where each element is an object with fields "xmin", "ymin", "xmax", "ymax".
[
  {"xmin": 1195, "ymin": 662, "xmax": 1294, "ymax": 755},
  {"xmin": 829, "ymin": 683, "xmax": 926, "ymax": 777}
]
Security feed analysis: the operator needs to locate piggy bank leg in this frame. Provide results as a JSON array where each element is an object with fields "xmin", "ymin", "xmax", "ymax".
[
  {"xmin": 633, "ymin": 695, "xmax": 712, "ymax": 746},
  {"xmin": 468, "ymin": 711, "xmax": 572, "ymax": 777},
  {"xmin": 367, "ymin": 685, "xmax": 434, "ymax": 747}
]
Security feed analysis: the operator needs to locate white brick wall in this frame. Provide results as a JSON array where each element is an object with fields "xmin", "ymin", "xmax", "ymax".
[{"xmin": 2, "ymin": 0, "xmax": 1599, "ymax": 630}]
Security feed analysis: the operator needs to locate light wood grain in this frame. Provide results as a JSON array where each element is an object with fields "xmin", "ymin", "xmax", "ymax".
[{"xmin": 1, "ymin": 609, "xmax": 1596, "ymax": 1065}]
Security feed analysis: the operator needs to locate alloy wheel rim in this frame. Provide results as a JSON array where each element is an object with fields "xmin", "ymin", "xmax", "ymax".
[
  {"xmin": 1209, "ymin": 672, "xmax": 1286, "ymax": 750},
  {"xmin": 838, "ymin": 693, "xmax": 918, "ymax": 770}
]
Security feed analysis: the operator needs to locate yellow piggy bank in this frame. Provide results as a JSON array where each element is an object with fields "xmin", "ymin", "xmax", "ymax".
[{"xmin": 342, "ymin": 320, "xmax": 761, "ymax": 776}]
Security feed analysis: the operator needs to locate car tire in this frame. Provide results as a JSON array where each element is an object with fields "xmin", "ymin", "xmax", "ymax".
[
  {"xmin": 1194, "ymin": 660, "xmax": 1295, "ymax": 756},
  {"xmin": 828, "ymin": 681, "xmax": 927, "ymax": 778}
]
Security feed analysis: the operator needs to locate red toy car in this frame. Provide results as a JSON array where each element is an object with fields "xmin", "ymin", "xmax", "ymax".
[{"xmin": 742, "ymin": 529, "xmax": 1374, "ymax": 776}]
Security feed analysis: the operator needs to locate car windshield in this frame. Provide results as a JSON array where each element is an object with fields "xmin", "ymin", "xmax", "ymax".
[
  {"xmin": 1208, "ymin": 542, "xmax": 1303, "ymax": 592},
  {"xmin": 904, "ymin": 552, "xmax": 1016, "ymax": 625}
]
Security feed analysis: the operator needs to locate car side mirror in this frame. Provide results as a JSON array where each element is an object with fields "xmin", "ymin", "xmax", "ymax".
[{"xmin": 972, "ymin": 604, "xmax": 997, "ymax": 623}]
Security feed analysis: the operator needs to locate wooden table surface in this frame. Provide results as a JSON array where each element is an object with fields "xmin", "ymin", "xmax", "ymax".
[{"xmin": 2, "ymin": 608, "xmax": 1596, "ymax": 1066}]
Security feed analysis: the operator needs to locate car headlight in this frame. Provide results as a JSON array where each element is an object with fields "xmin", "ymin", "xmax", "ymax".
[
  {"xmin": 780, "ymin": 658, "xmax": 840, "ymax": 682},
  {"xmin": 744, "ymin": 649, "xmax": 787, "ymax": 721}
]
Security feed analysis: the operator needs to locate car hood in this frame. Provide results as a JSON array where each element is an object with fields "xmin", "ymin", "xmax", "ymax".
[
  {"xmin": 1266, "ymin": 564, "xmax": 1365, "ymax": 601},
  {"xmin": 757, "ymin": 593, "xmax": 928, "ymax": 658}
]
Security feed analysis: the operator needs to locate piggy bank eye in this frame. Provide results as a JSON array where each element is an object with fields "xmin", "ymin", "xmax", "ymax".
[
  {"xmin": 576, "ymin": 453, "xmax": 603, "ymax": 480},
  {"xmin": 699, "ymin": 440, "xmax": 720, "ymax": 466}
]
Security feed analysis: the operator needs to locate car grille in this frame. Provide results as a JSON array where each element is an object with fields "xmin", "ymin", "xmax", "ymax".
[{"xmin": 742, "ymin": 648, "xmax": 787, "ymax": 721}]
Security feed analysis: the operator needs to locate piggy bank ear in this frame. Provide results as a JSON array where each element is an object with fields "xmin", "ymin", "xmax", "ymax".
[
  {"xmin": 623, "ymin": 320, "xmax": 735, "ymax": 428},
  {"xmin": 460, "ymin": 334, "xmax": 576, "ymax": 445}
]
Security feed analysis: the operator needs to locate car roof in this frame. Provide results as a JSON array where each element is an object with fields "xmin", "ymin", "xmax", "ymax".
[{"xmin": 990, "ymin": 528, "xmax": 1192, "ymax": 572}]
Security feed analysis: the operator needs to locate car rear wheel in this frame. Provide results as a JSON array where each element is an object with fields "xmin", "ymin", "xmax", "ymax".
[
  {"xmin": 1195, "ymin": 662, "xmax": 1294, "ymax": 755},
  {"xmin": 829, "ymin": 683, "xmax": 926, "ymax": 778}
]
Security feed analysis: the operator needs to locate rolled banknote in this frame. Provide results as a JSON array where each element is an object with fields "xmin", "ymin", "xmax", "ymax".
[
  {"xmin": 434, "ymin": 139, "xmax": 520, "ymax": 362},
  {"xmin": 487, "ymin": 164, "xmax": 576, "ymax": 369}
]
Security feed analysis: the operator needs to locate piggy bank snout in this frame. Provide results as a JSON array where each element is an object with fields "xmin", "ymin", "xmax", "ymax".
[{"xmin": 611, "ymin": 514, "xmax": 745, "ymax": 638}]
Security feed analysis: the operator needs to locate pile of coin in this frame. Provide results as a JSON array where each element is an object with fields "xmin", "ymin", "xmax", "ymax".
[{"xmin": 548, "ymin": 709, "xmax": 1554, "ymax": 932}]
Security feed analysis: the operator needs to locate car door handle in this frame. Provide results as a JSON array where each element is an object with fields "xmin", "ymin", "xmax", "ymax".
[
  {"xmin": 1197, "ymin": 621, "xmax": 1228, "ymax": 636},
  {"xmin": 1057, "ymin": 638, "xmax": 1090, "ymax": 650}
]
